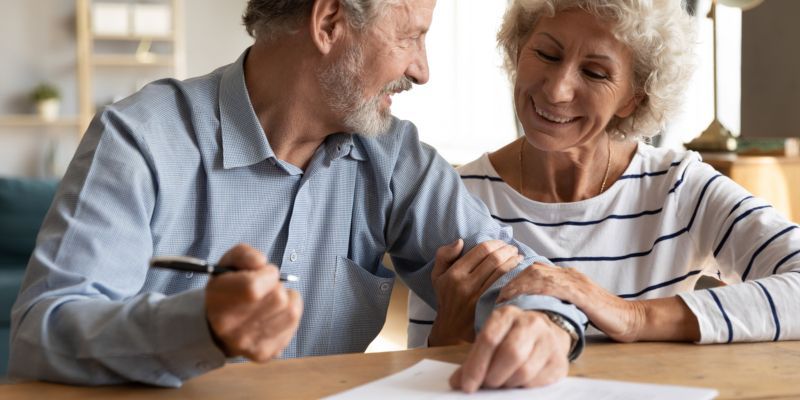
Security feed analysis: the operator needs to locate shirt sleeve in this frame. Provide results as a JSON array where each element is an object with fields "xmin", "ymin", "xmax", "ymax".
[
  {"xmin": 679, "ymin": 162, "xmax": 800, "ymax": 344},
  {"xmin": 384, "ymin": 121, "xmax": 587, "ymax": 360},
  {"xmin": 9, "ymin": 108, "xmax": 225, "ymax": 386}
]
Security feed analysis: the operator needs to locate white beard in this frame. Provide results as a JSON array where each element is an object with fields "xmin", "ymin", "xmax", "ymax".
[{"xmin": 318, "ymin": 43, "xmax": 412, "ymax": 138}]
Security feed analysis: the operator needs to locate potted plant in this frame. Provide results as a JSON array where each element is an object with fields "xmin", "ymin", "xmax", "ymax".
[{"xmin": 31, "ymin": 83, "xmax": 61, "ymax": 121}]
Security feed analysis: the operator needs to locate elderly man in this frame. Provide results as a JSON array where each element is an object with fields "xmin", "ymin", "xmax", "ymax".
[{"xmin": 9, "ymin": 0, "xmax": 586, "ymax": 392}]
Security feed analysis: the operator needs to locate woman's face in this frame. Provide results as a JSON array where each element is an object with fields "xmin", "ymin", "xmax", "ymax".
[{"xmin": 515, "ymin": 9, "xmax": 638, "ymax": 152}]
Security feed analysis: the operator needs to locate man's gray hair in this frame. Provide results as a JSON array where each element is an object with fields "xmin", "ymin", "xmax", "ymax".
[
  {"xmin": 498, "ymin": 0, "xmax": 697, "ymax": 139},
  {"xmin": 243, "ymin": 0, "xmax": 396, "ymax": 41}
]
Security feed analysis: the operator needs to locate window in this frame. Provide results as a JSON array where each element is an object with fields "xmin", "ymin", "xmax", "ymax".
[{"xmin": 391, "ymin": 1, "xmax": 517, "ymax": 165}]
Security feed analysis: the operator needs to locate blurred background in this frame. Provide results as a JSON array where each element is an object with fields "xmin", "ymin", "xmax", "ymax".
[{"xmin": 1, "ymin": 0, "xmax": 798, "ymax": 177}]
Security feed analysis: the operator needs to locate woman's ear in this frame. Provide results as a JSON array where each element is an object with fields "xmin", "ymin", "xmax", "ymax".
[
  {"xmin": 309, "ymin": 0, "xmax": 349, "ymax": 55},
  {"xmin": 616, "ymin": 92, "xmax": 643, "ymax": 119}
]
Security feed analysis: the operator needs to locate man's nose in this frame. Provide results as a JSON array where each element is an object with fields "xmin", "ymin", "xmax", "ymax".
[{"xmin": 406, "ymin": 45, "xmax": 430, "ymax": 85}]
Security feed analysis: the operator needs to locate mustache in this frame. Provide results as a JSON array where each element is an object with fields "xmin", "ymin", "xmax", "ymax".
[{"xmin": 382, "ymin": 76, "xmax": 414, "ymax": 95}]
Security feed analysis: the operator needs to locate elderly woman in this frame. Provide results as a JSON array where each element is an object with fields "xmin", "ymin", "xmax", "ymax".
[{"xmin": 409, "ymin": 0, "xmax": 800, "ymax": 348}]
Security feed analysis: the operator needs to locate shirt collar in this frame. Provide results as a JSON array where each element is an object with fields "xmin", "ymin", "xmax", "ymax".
[
  {"xmin": 219, "ymin": 48, "xmax": 276, "ymax": 169},
  {"xmin": 324, "ymin": 133, "xmax": 367, "ymax": 162},
  {"xmin": 218, "ymin": 48, "xmax": 367, "ymax": 170}
]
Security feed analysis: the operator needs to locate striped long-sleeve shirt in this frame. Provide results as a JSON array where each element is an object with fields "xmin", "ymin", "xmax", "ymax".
[{"xmin": 408, "ymin": 143, "xmax": 800, "ymax": 346}]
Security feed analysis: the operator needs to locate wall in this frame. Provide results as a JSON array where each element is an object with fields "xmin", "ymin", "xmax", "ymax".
[
  {"xmin": 741, "ymin": 0, "xmax": 800, "ymax": 138},
  {"xmin": 185, "ymin": 0, "xmax": 251, "ymax": 78},
  {"xmin": 0, "ymin": 0, "xmax": 252, "ymax": 177}
]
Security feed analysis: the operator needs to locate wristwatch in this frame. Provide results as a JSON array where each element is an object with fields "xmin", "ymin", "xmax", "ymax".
[{"xmin": 541, "ymin": 311, "xmax": 579, "ymax": 357}]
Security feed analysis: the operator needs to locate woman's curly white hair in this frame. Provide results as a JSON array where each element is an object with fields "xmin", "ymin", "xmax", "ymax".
[{"xmin": 498, "ymin": 0, "xmax": 697, "ymax": 138}]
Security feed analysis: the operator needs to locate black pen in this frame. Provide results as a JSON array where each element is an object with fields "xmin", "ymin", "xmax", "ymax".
[{"xmin": 149, "ymin": 255, "xmax": 299, "ymax": 282}]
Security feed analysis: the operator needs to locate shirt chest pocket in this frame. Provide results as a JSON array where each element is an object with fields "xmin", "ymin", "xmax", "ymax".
[{"xmin": 328, "ymin": 256, "xmax": 395, "ymax": 354}]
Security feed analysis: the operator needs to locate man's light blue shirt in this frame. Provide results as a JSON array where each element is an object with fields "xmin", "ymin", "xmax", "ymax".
[{"xmin": 9, "ymin": 50, "xmax": 586, "ymax": 387}]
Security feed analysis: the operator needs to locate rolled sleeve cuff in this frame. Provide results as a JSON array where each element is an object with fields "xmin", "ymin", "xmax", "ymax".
[
  {"xmin": 153, "ymin": 288, "xmax": 227, "ymax": 385},
  {"xmin": 678, "ymin": 291, "xmax": 723, "ymax": 344},
  {"xmin": 481, "ymin": 294, "xmax": 588, "ymax": 361}
]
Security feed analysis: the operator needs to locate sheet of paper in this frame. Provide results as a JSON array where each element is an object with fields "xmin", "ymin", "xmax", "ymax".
[{"xmin": 323, "ymin": 359, "xmax": 718, "ymax": 400}]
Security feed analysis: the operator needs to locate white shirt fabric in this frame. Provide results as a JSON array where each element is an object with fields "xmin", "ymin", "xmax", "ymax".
[{"xmin": 408, "ymin": 143, "xmax": 800, "ymax": 347}]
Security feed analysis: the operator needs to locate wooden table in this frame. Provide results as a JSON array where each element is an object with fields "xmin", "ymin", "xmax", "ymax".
[{"xmin": 2, "ymin": 341, "xmax": 799, "ymax": 399}]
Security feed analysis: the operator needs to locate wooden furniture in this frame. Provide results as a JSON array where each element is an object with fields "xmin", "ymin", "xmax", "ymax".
[
  {"xmin": 702, "ymin": 153, "xmax": 800, "ymax": 223},
  {"xmin": 0, "ymin": 116, "xmax": 80, "ymax": 129},
  {"xmin": 75, "ymin": 0, "xmax": 186, "ymax": 133},
  {"xmin": 0, "ymin": 1, "xmax": 185, "ymax": 136},
  {"xmin": 1, "ymin": 341, "xmax": 798, "ymax": 399}
]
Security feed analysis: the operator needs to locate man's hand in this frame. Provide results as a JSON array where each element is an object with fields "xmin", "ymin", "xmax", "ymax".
[
  {"xmin": 205, "ymin": 244, "xmax": 303, "ymax": 362},
  {"xmin": 450, "ymin": 306, "xmax": 571, "ymax": 392},
  {"xmin": 429, "ymin": 239, "xmax": 522, "ymax": 346}
]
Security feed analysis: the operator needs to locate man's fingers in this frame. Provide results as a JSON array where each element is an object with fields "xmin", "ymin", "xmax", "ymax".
[
  {"xmin": 521, "ymin": 357, "xmax": 568, "ymax": 388},
  {"xmin": 483, "ymin": 318, "xmax": 537, "ymax": 388},
  {"xmin": 217, "ymin": 243, "xmax": 269, "ymax": 271},
  {"xmin": 502, "ymin": 337, "xmax": 550, "ymax": 388},
  {"xmin": 251, "ymin": 290, "xmax": 303, "ymax": 362},
  {"xmin": 449, "ymin": 366, "xmax": 464, "ymax": 390},
  {"xmin": 458, "ymin": 307, "xmax": 516, "ymax": 393},
  {"xmin": 432, "ymin": 238, "xmax": 464, "ymax": 280},
  {"xmin": 207, "ymin": 266, "xmax": 281, "ymax": 330},
  {"xmin": 227, "ymin": 289, "xmax": 303, "ymax": 362}
]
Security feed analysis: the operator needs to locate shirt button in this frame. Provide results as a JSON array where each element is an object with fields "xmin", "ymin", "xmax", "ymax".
[
  {"xmin": 185, "ymin": 272, "xmax": 193, "ymax": 279},
  {"xmin": 380, "ymin": 282, "xmax": 391, "ymax": 292},
  {"xmin": 289, "ymin": 251, "xmax": 298, "ymax": 262}
]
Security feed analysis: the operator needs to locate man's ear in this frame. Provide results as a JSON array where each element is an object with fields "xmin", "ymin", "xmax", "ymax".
[{"xmin": 310, "ymin": 0, "xmax": 349, "ymax": 55}]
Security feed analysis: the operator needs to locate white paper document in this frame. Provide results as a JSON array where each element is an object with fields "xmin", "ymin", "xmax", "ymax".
[{"xmin": 324, "ymin": 359, "xmax": 718, "ymax": 400}]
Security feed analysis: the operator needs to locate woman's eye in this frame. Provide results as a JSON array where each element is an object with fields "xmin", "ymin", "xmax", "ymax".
[
  {"xmin": 535, "ymin": 50, "xmax": 559, "ymax": 62},
  {"xmin": 583, "ymin": 69, "xmax": 608, "ymax": 80}
]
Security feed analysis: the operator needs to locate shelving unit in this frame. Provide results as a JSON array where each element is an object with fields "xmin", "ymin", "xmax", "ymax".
[
  {"xmin": 75, "ymin": 0, "xmax": 186, "ymax": 133},
  {"xmin": 0, "ymin": 115, "xmax": 80, "ymax": 129},
  {"xmin": 92, "ymin": 54, "xmax": 176, "ymax": 67}
]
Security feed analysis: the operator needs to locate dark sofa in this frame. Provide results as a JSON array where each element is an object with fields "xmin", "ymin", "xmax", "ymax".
[{"xmin": 0, "ymin": 177, "xmax": 58, "ymax": 376}]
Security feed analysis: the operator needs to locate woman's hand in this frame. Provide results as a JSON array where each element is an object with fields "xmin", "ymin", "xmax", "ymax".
[
  {"xmin": 497, "ymin": 264, "xmax": 646, "ymax": 342},
  {"xmin": 428, "ymin": 239, "xmax": 523, "ymax": 346}
]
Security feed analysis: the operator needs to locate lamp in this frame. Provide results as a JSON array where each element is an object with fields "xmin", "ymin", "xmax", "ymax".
[{"xmin": 685, "ymin": 0, "xmax": 764, "ymax": 152}]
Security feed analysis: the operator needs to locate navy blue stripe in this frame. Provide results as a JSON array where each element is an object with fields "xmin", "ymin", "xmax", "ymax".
[
  {"xmin": 713, "ymin": 205, "xmax": 772, "ymax": 257},
  {"xmin": 492, "ymin": 208, "xmax": 663, "ymax": 228},
  {"xmin": 742, "ymin": 226, "xmax": 799, "ymax": 281},
  {"xmin": 708, "ymin": 289, "xmax": 733, "ymax": 343},
  {"xmin": 409, "ymin": 319, "xmax": 434, "ymax": 325},
  {"xmin": 618, "ymin": 269, "xmax": 703, "ymax": 299},
  {"xmin": 460, "ymin": 175, "xmax": 504, "ymax": 182},
  {"xmin": 485, "ymin": 162, "xmax": 693, "ymax": 229},
  {"xmin": 668, "ymin": 161, "xmax": 694, "ymax": 194},
  {"xmin": 550, "ymin": 174, "xmax": 722, "ymax": 263},
  {"xmin": 727, "ymin": 195, "xmax": 754, "ymax": 217},
  {"xmin": 754, "ymin": 281, "xmax": 781, "ymax": 341},
  {"xmin": 773, "ymin": 249, "xmax": 800, "ymax": 274},
  {"xmin": 618, "ymin": 161, "xmax": 681, "ymax": 180}
]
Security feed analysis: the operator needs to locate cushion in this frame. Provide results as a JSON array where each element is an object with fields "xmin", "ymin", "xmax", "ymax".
[{"xmin": 0, "ymin": 178, "xmax": 58, "ymax": 261}]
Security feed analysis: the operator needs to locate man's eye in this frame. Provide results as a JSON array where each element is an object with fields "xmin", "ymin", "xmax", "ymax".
[
  {"xmin": 535, "ymin": 50, "xmax": 559, "ymax": 62},
  {"xmin": 583, "ymin": 69, "xmax": 609, "ymax": 80}
]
